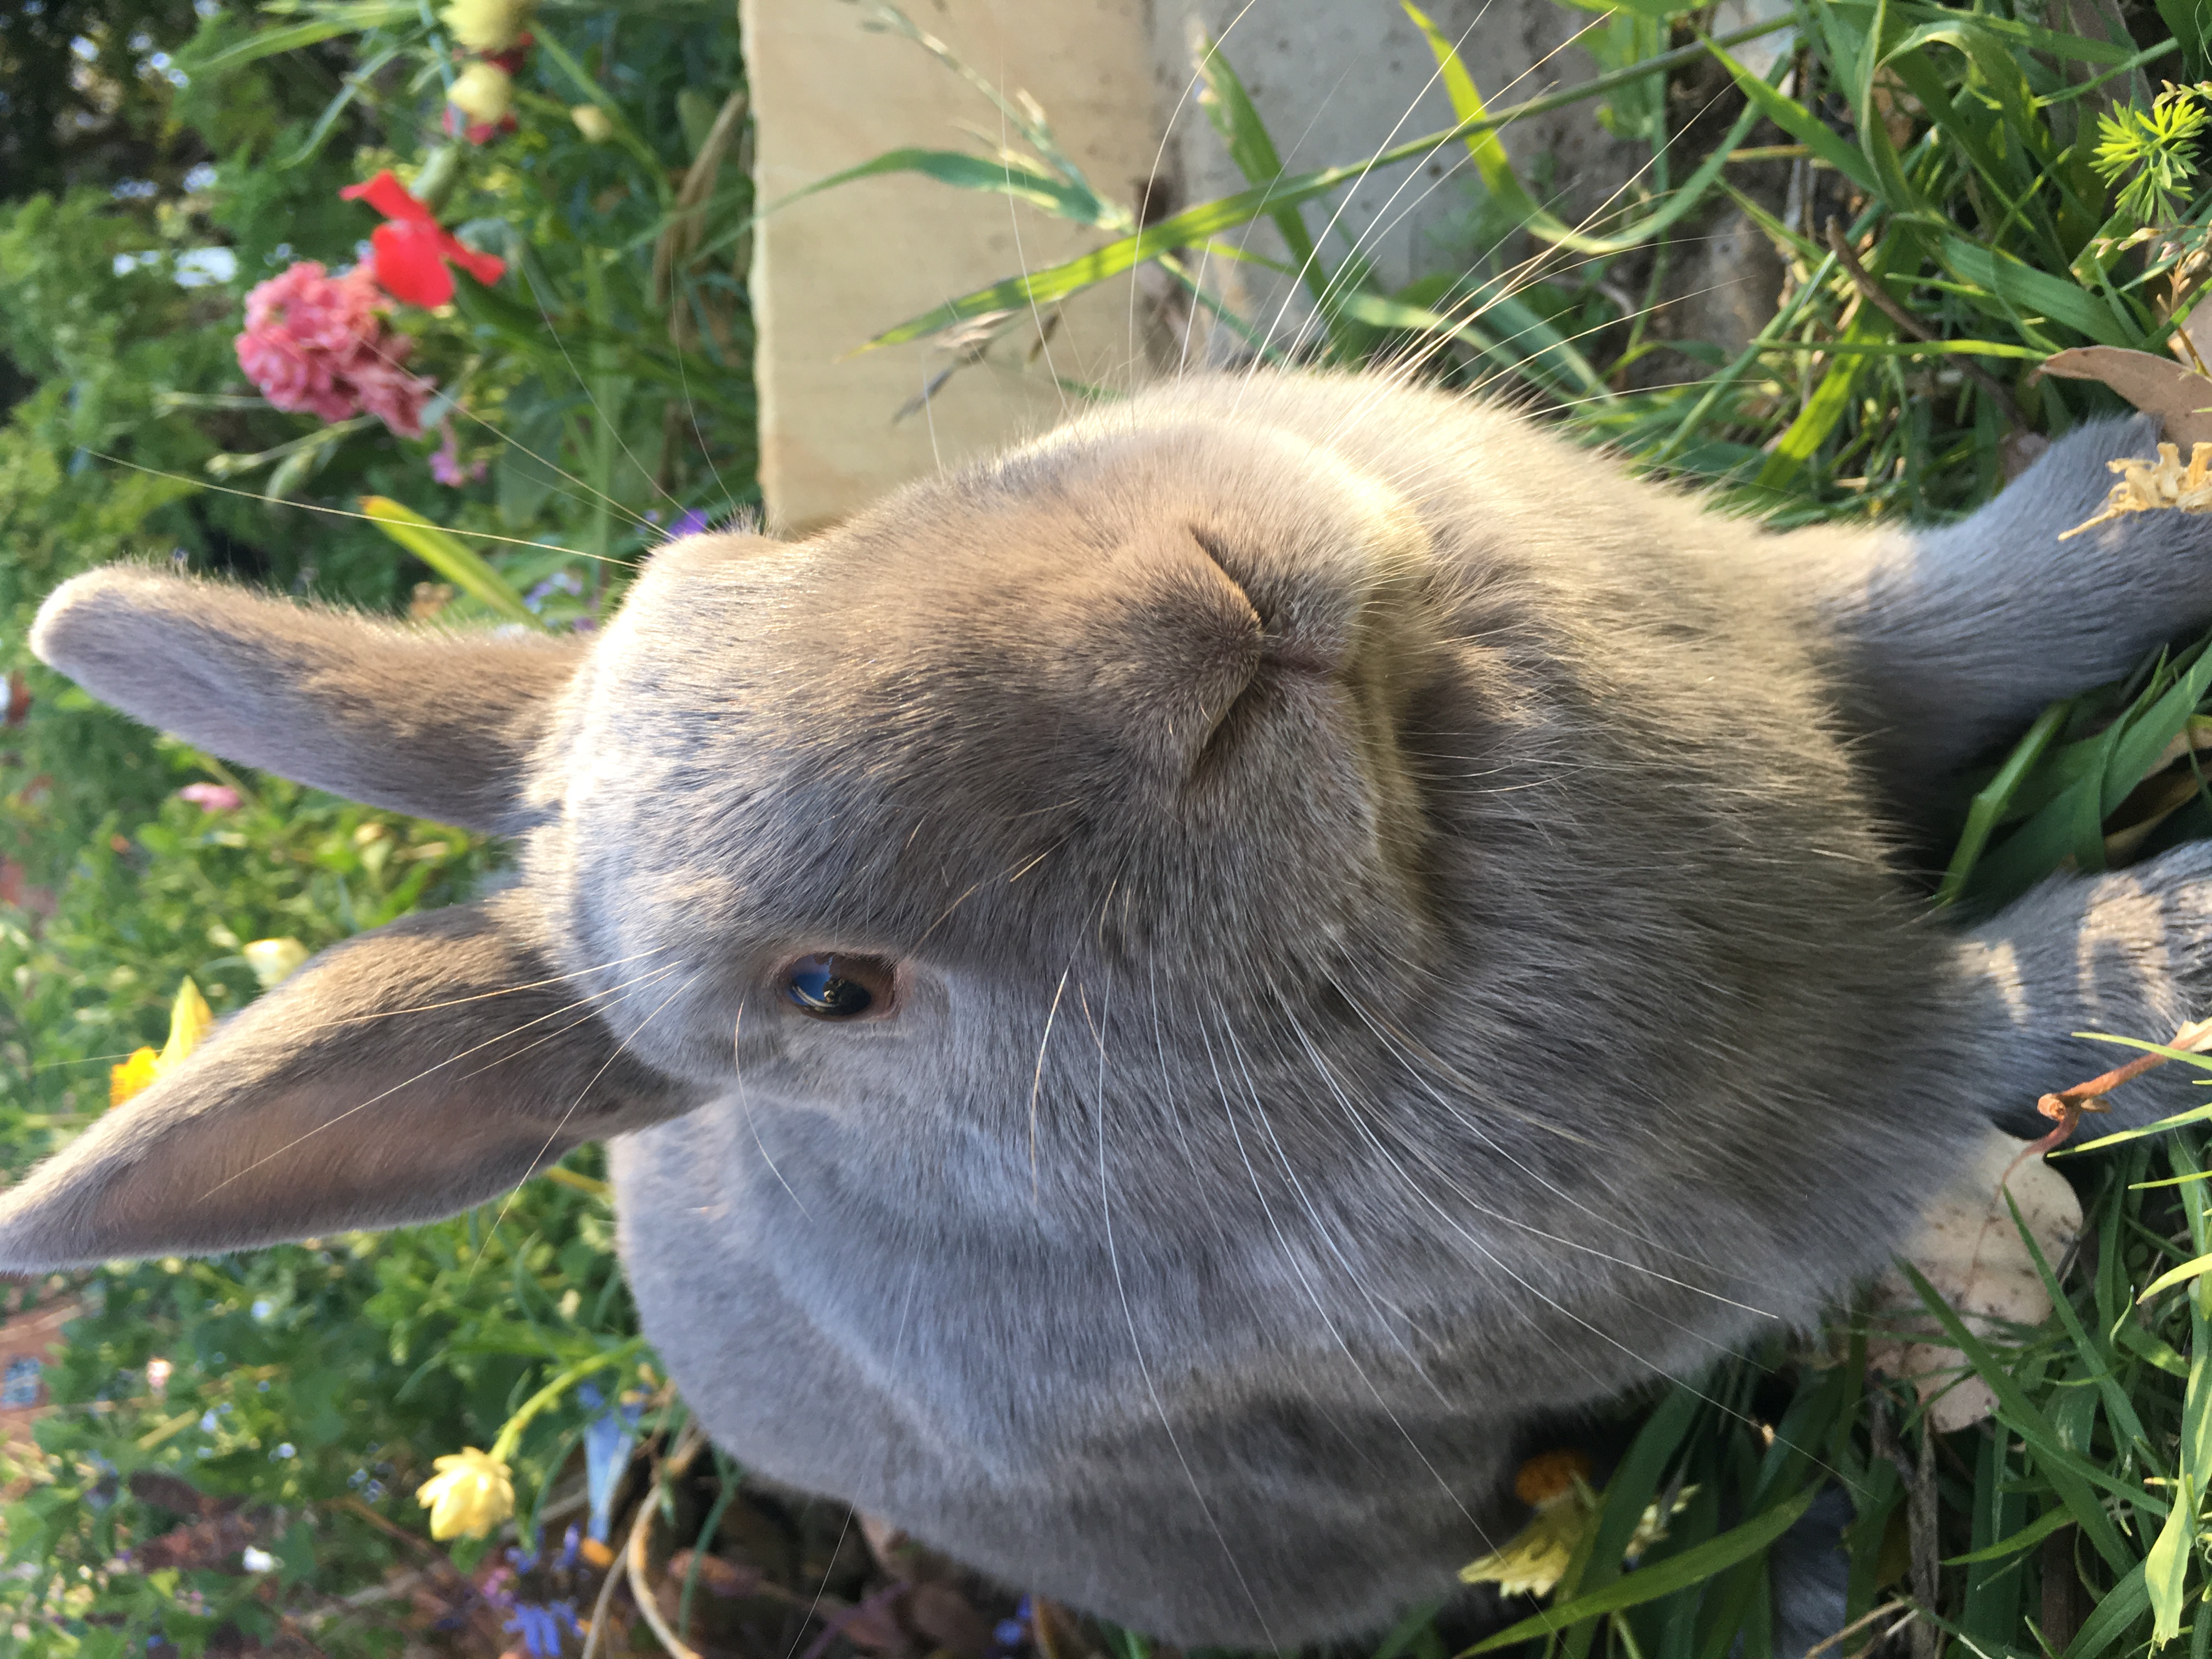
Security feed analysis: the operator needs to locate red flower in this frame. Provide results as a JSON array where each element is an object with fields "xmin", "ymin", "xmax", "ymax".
[{"xmin": 340, "ymin": 171, "xmax": 507, "ymax": 308}]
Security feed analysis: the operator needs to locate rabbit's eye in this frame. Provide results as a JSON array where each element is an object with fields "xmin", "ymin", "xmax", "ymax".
[{"xmin": 782, "ymin": 953, "xmax": 894, "ymax": 1020}]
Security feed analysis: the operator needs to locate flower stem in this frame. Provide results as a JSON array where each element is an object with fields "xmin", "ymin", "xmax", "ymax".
[{"xmin": 488, "ymin": 1335, "xmax": 647, "ymax": 1465}]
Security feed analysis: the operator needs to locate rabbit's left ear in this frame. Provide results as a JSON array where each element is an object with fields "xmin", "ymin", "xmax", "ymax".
[
  {"xmin": 31, "ymin": 566, "xmax": 583, "ymax": 835},
  {"xmin": 0, "ymin": 892, "xmax": 702, "ymax": 1271}
]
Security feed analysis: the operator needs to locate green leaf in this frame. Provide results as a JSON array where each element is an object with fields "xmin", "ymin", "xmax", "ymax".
[
  {"xmin": 1410, "ymin": 3, "xmax": 1758, "ymax": 256},
  {"xmin": 358, "ymin": 497, "xmax": 541, "ymax": 628},
  {"xmin": 1938, "ymin": 235, "xmax": 2140, "ymax": 348},
  {"xmin": 188, "ymin": 7, "xmax": 416, "ymax": 72},
  {"xmin": 1458, "ymin": 1488, "xmax": 1818, "ymax": 1654},
  {"xmin": 1895, "ymin": 1260, "xmax": 2146, "ymax": 1570},
  {"xmin": 1942, "ymin": 1503, "xmax": 2078, "ymax": 1566},
  {"xmin": 1192, "ymin": 30, "xmax": 1347, "ymax": 343},
  {"xmin": 2061, "ymin": 1559, "xmax": 2149, "ymax": 1657},
  {"xmin": 772, "ymin": 146, "xmax": 1121, "ymax": 231},
  {"xmin": 1756, "ymin": 303, "xmax": 1890, "ymax": 491},
  {"xmin": 1937, "ymin": 700, "xmax": 2069, "ymax": 905},
  {"xmin": 1707, "ymin": 41, "xmax": 1878, "ymax": 194},
  {"xmin": 853, "ymin": 14, "xmax": 1797, "ymax": 349}
]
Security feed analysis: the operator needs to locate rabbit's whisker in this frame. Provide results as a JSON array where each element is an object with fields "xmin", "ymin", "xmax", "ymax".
[
  {"xmin": 87, "ymin": 453, "xmax": 639, "ymax": 567},
  {"xmin": 1093, "ymin": 974, "xmax": 1282, "ymax": 1643},
  {"xmin": 188, "ymin": 959, "xmax": 690, "ymax": 1201},
  {"xmin": 1030, "ymin": 965, "xmax": 1071, "ymax": 1200},
  {"xmin": 473, "ymin": 962, "xmax": 713, "ymax": 1267},
  {"xmin": 274, "ymin": 944, "xmax": 680, "ymax": 1037},
  {"xmin": 1202, "ymin": 1010, "xmax": 1503, "ymax": 1548},
  {"xmin": 734, "ymin": 1002, "xmax": 812, "ymax": 1217}
]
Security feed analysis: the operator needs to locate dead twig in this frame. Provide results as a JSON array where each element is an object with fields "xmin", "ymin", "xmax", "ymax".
[
  {"xmin": 2012, "ymin": 1015, "xmax": 2212, "ymax": 1189},
  {"xmin": 1804, "ymin": 1598, "xmax": 1911, "ymax": 1659},
  {"xmin": 1909, "ymin": 1420, "xmax": 1940, "ymax": 1659},
  {"xmin": 1824, "ymin": 218, "xmax": 2027, "ymax": 428}
]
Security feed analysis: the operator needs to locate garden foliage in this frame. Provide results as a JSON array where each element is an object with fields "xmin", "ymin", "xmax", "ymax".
[{"xmin": 19, "ymin": 0, "xmax": 2212, "ymax": 1655}]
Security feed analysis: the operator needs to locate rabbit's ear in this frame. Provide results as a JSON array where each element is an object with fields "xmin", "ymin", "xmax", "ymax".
[
  {"xmin": 0, "ymin": 892, "xmax": 702, "ymax": 1272},
  {"xmin": 31, "ymin": 566, "xmax": 581, "ymax": 834}
]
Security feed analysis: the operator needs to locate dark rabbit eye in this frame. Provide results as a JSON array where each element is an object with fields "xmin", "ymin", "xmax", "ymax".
[{"xmin": 782, "ymin": 953, "xmax": 895, "ymax": 1020}]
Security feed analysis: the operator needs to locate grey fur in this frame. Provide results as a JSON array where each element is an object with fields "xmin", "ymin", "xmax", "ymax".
[{"xmin": 6, "ymin": 373, "xmax": 2210, "ymax": 1645}]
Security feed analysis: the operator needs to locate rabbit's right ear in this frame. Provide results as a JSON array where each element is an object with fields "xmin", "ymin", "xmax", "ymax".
[
  {"xmin": 0, "ymin": 890, "xmax": 705, "ymax": 1272},
  {"xmin": 31, "ymin": 566, "xmax": 582, "ymax": 834}
]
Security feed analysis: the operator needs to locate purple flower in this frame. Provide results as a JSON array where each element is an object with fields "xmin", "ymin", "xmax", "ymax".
[
  {"xmin": 666, "ymin": 508, "xmax": 710, "ymax": 540},
  {"xmin": 177, "ymin": 783, "xmax": 241, "ymax": 812},
  {"xmin": 429, "ymin": 421, "xmax": 487, "ymax": 487}
]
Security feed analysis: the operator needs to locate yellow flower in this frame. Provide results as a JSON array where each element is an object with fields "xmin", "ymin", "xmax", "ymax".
[
  {"xmin": 570, "ymin": 104, "xmax": 614, "ymax": 144},
  {"xmin": 415, "ymin": 1447, "xmax": 515, "ymax": 1539},
  {"xmin": 1459, "ymin": 1450, "xmax": 1695, "ymax": 1600},
  {"xmin": 439, "ymin": 0, "xmax": 534, "ymax": 52},
  {"xmin": 1460, "ymin": 1497, "xmax": 1589, "ymax": 1597},
  {"xmin": 242, "ymin": 938, "xmax": 310, "ymax": 989},
  {"xmin": 448, "ymin": 61, "xmax": 515, "ymax": 127},
  {"xmin": 108, "ymin": 1047, "xmax": 157, "ymax": 1108},
  {"xmin": 110, "ymin": 978, "xmax": 215, "ymax": 1108}
]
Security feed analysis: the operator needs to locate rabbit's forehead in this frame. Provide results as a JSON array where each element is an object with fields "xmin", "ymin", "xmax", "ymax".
[{"xmin": 545, "ymin": 419, "xmax": 1449, "ymax": 973}]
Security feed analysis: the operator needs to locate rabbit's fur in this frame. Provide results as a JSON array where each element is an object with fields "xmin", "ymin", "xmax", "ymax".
[{"xmin": 12, "ymin": 372, "xmax": 2212, "ymax": 1644}]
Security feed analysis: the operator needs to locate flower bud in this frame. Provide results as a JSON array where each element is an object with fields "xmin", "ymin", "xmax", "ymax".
[
  {"xmin": 441, "ymin": 0, "xmax": 535, "ymax": 53},
  {"xmin": 243, "ymin": 938, "xmax": 311, "ymax": 988},
  {"xmin": 448, "ymin": 61, "xmax": 515, "ymax": 128}
]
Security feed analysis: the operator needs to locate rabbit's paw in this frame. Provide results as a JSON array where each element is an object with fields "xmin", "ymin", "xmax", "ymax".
[{"xmin": 1962, "ymin": 840, "xmax": 2212, "ymax": 1133}]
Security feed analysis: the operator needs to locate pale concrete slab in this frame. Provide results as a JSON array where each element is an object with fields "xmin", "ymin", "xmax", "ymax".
[
  {"xmin": 1146, "ymin": 0, "xmax": 1641, "ymax": 356},
  {"xmin": 746, "ymin": 1, "xmax": 1646, "ymax": 528},
  {"xmin": 743, "ymin": 0, "xmax": 1164, "ymax": 533}
]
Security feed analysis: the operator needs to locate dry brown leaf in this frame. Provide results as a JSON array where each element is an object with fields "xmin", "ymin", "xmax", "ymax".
[
  {"xmin": 1865, "ymin": 1125, "xmax": 2081, "ymax": 1432},
  {"xmin": 2060, "ymin": 442, "xmax": 2212, "ymax": 539},
  {"xmin": 2041, "ymin": 347, "xmax": 2212, "ymax": 448}
]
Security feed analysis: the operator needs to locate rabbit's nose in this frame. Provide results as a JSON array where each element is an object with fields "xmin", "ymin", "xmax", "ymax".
[{"xmin": 1047, "ymin": 522, "xmax": 1266, "ymax": 780}]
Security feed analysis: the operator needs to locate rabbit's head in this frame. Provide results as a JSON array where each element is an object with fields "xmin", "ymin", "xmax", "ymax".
[{"xmin": 0, "ymin": 374, "xmax": 1948, "ymax": 1386}]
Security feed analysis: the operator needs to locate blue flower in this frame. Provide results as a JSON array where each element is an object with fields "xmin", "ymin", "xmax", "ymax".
[
  {"xmin": 579, "ymin": 1383, "xmax": 644, "ymax": 1543},
  {"xmin": 503, "ymin": 1599, "xmax": 582, "ymax": 1658}
]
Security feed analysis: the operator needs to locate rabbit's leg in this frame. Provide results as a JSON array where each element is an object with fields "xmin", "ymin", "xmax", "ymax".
[
  {"xmin": 1956, "ymin": 841, "xmax": 2212, "ymax": 1133},
  {"xmin": 1788, "ymin": 416, "xmax": 2212, "ymax": 822}
]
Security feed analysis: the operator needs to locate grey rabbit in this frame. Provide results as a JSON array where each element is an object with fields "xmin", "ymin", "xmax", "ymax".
[{"xmin": 8, "ymin": 370, "xmax": 2212, "ymax": 1646}]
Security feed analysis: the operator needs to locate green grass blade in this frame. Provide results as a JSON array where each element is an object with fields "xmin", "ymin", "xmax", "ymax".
[
  {"xmin": 189, "ymin": 7, "xmax": 416, "ymax": 72},
  {"xmin": 1756, "ymin": 303, "xmax": 1891, "ymax": 492},
  {"xmin": 359, "ymin": 497, "xmax": 541, "ymax": 628},
  {"xmin": 1193, "ymin": 32, "xmax": 1323, "ymax": 279},
  {"xmin": 772, "ymin": 146, "xmax": 1119, "ymax": 229},
  {"xmin": 1458, "ymin": 1489, "xmax": 1818, "ymax": 1655},
  {"xmin": 1409, "ymin": 3, "xmax": 1757, "ymax": 257},
  {"xmin": 1943, "ymin": 1503, "xmax": 2078, "ymax": 1566},
  {"xmin": 1708, "ymin": 40, "xmax": 1878, "ymax": 194},
  {"xmin": 1936, "ymin": 700, "xmax": 2070, "ymax": 905},
  {"xmin": 2059, "ymin": 1556, "xmax": 2149, "ymax": 1655},
  {"xmin": 1938, "ymin": 236, "xmax": 2141, "ymax": 348},
  {"xmin": 2139, "ymin": 1252, "xmax": 2212, "ymax": 1304},
  {"xmin": 1895, "ymin": 1260, "xmax": 2151, "ymax": 1568},
  {"xmin": 853, "ymin": 15, "xmax": 1797, "ymax": 349},
  {"xmin": 2006, "ymin": 1189, "xmax": 2152, "ymax": 1452}
]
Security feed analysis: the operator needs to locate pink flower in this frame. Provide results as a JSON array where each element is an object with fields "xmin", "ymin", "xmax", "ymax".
[
  {"xmin": 234, "ymin": 261, "xmax": 437, "ymax": 439},
  {"xmin": 340, "ymin": 171, "xmax": 506, "ymax": 308},
  {"xmin": 177, "ymin": 783, "xmax": 241, "ymax": 812}
]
